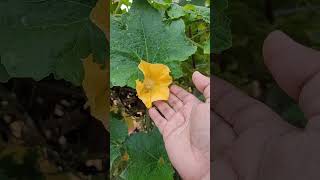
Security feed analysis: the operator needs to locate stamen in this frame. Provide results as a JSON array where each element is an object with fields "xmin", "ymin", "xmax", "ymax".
[{"xmin": 144, "ymin": 79, "xmax": 154, "ymax": 91}]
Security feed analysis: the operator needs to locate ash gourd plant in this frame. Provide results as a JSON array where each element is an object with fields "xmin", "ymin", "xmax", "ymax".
[{"xmin": 110, "ymin": 0, "xmax": 229, "ymax": 179}]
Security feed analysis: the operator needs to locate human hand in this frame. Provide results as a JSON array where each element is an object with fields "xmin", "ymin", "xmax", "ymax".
[
  {"xmin": 213, "ymin": 31, "xmax": 320, "ymax": 180},
  {"xmin": 149, "ymin": 71, "xmax": 210, "ymax": 180}
]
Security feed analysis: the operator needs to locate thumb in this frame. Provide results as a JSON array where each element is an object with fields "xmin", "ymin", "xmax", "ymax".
[{"xmin": 192, "ymin": 71, "xmax": 210, "ymax": 102}]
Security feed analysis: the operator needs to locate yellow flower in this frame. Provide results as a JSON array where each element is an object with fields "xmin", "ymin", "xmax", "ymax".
[{"xmin": 136, "ymin": 60, "xmax": 172, "ymax": 108}]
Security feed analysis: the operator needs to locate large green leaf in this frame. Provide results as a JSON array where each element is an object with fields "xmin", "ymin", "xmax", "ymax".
[
  {"xmin": 212, "ymin": 0, "xmax": 232, "ymax": 53},
  {"xmin": 167, "ymin": 3, "xmax": 210, "ymax": 23},
  {"xmin": 110, "ymin": 113, "xmax": 128, "ymax": 167},
  {"xmin": 0, "ymin": 0, "xmax": 107, "ymax": 85},
  {"xmin": 110, "ymin": 0, "xmax": 197, "ymax": 87},
  {"xmin": 0, "ymin": 63, "xmax": 9, "ymax": 83},
  {"xmin": 125, "ymin": 128, "xmax": 174, "ymax": 180},
  {"xmin": 183, "ymin": 4, "xmax": 210, "ymax": 23},
  {"xmin": 167, "ymin": 3, "xmax": 186, "ymax": 19},
  {"xmin": 110, "ymin": 113, "xmax": 128, "ymax": 144},
  {"xmin": 147, "ymin": 0, "xmax": 172, "ymax": 10},
  {"xmin": 178, "ymin": 0, "xmax": 207, "ymax": 6}
]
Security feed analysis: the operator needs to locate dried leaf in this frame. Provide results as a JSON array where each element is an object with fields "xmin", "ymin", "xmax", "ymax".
[
  {"xmin": 90, "ymin": 0, "xmax": 109, "ymax": 39},
  {"xmin": 83, "ymin": 55, "xmax": 108, "ymax": 129},
  {"xmin": 83, "ymin": 0, "xmax": 109, "ymax": 130}
]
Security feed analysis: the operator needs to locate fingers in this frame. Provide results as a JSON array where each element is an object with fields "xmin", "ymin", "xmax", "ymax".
[
  {"xmin": 170, "ymin": 85, "xmax": 200, "ymax": 104},
  {"xmin": 168, "ymin": 93, "xmax": 183, "ymax": 111},
  {"xmin": 263, "ymin": 31, "xmax": 320, "ymax": 122},
  {"xmin": 192, "ymin": 71, "xmax": 210, "ymax": 102},
  {"xmin": 153, "ymin": 101, "xmax": 175, "ymax": 119},
  {"xmin": 149, "ymin": 108, "xmax": 167, "ymax": 133},
  {"xmin": 212, "ymin": 76, "xmax": 290, "ymax": 134}
]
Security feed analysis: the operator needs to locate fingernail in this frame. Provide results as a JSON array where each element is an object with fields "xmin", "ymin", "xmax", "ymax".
[{"xmin": 192, "ymin": 71, "xmax": 202, "ymax": 79}]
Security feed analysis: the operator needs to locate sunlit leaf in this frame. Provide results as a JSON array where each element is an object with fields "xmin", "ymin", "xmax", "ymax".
[{"xmin": 111, "ymin": 0, "xmax": 196, "ymax": 87}]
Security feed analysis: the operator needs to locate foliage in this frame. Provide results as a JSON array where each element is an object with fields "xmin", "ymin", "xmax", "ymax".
[
  {"xmin": 0, "ymin": 0, "xmax": 109, "ymax": 128},
  {"xmin": 110, "ymin": 113, "xmax": 173, "ymax": 180},
  {"xmin": 0, "ymin": 0, "xmax": 109, "ymax": 179},
  {"xmin": 0, "ymin": 0, "xmax": 107, "ymax": 85},
  {"xmin": 110, "ymin": 0, "xmax": 213, "ymax": 179},
  {"xmin": 110, "ymin": 0, "xmax": 196, "ymax": 87},
  {"xmin": 212, "ymin": 0, "xmax": 232, "ymax": 53}
]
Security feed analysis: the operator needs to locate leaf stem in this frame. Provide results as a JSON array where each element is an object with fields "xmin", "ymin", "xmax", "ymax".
[
  {"xmin": 188, "ymin": 38, "xmax": 204, "ymax": 49},
  {"xmin": 114, "ymin": 1, "xmax": 122, "ymax": 14},
  {"xmin": 188, "ymin": 26, "xmax": 196, "ymax": 69},
  {"xmin": 191, "ymin": 29, "xmax": 209, "ymax": 39}
]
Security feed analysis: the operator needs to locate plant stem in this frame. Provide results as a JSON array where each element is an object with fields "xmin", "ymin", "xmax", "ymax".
[
  {"xmin": 188, "ymin": 38, "xmax": 204, "ymax": 49},
  {"xmin": 114, "ymin": 1, "xmax": 122, "ymax": 14},
  {"xmin": 188, "ymin": 26, "xmax": 196, "ymax": 69},
  {"xmin": 192, "ymin": 29, "xmax": 209, "ymax": 39}
]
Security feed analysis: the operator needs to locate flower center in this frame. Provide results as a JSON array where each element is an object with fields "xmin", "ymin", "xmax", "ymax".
[{"xmin": 144, "ymin": 78, "xmax": 154, "ymax": 91}]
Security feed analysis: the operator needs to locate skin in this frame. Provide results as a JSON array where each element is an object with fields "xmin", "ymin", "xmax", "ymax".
[
  {"xmin": 213, "ymin": 31, "xmax": 320, "ymax": 180},
  {"xmin": 149, "ymin": 30, "xmax": 320, "ymax": 180},
  {"xmin": 149, "ymin": 71, "xmax": 210, "ymax": 180}
]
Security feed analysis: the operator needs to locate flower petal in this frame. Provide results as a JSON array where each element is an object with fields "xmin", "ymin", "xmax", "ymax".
[
  {"xmin": 138, "ymin": 60, "xmax": 151, "ymax": 78},
  {"xmin": 150, "ymin": 64, "xmax": 171, "ymax": 82},
  {"xmin": 136, "ymin": 80, "xmax": 152, "ymax": 108},
  {"xmin": 150, "ymin": 85, "xmax": 170, "ymax": 103},
  {"xmin": 136, "ymin": 61, "xmax": 173, "ymax": 108},
  {"xmin": 157, "ymin": 73, "xmax": 172, "ymax": 86}
]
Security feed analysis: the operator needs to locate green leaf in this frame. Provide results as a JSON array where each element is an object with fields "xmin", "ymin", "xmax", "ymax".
[
  {"xmin": 178, "ymin": 0, "xmax": 207, "ymax": 6},
  {"xmin": 111, "ymin": 0, "xmax": 196, "ymax": 87},
  {"xmin": 110, "ymin": 144, "xmax": 121, "ymax": 168},
  {"xmin": 167, "ymin": 61, "xmax": 183, "ymax": 78},
  {"xmin": 281, "ymin": 104, "xmax": 306, "ymax": 127},
  {"xmin": 125, "ymin": 128, "xmax": 174, "ymax": 180},
  {"xmin": 54, "ymin": 51, "xmax": 84, "ymax": 85},
  {"xmin": 147, "ymin": 0, "xmax": 172, "ymax": 10},
  {"xmin": 119, "ymin": 167, "xmax": 128, "ymax": 179},
  {"xmin": 0, "ymin": 63, "xmax": 9, "ymax": 83},
  {"xmin": 0, "ymin": 0, "xmax": 107, "ymax": 85},
  {"xmin": 203, "ymin": 39, "xmax": 210, "ymax": 54},
  {"xmin": 212, "ymin": 0, "xmax": 232, "ymax": 53},
  {"xmin": 110, "ymin": 113, "xmax": 128, "ymax": 167},
  {"xmin": 167, "ymin": 4, "xmax": 185, "ymax": 19},
  {"xmin": 110, "ymin": 113, "xmax": 128, "ymax": 144},
  {"xmin": 183, "ymin": 4, "xmax": 210, "ymax": 23}
]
